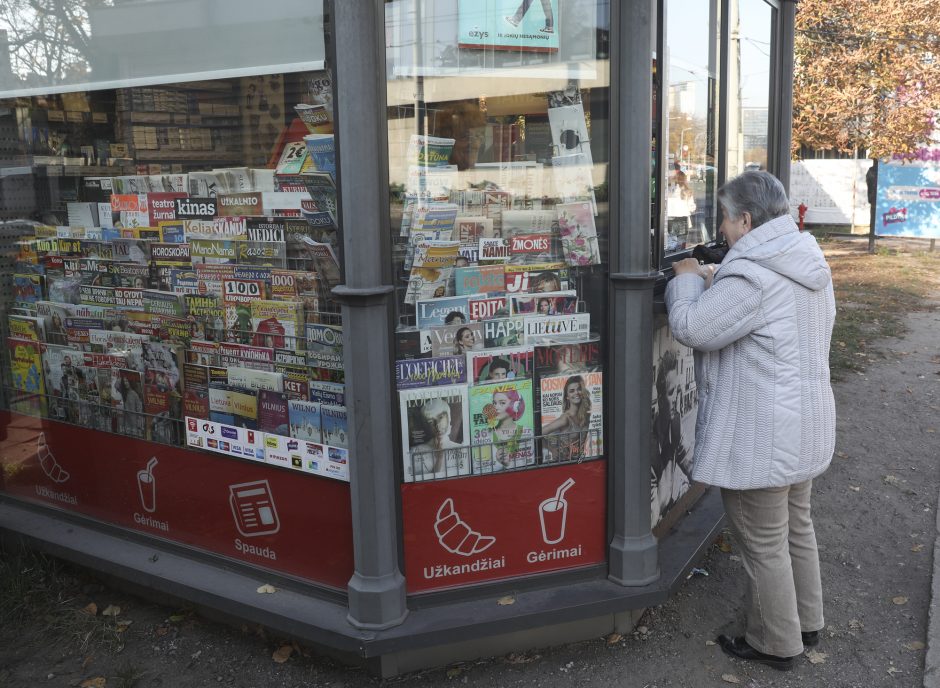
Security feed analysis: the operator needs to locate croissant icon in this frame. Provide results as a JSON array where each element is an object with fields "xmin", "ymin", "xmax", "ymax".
[
  {"xmin": 434, "ymin": 498, "xmax": 496, "ymax": 556},
  {"xmin": 37, "ymin": 433, "xmax": 70, "ymax": 483}
]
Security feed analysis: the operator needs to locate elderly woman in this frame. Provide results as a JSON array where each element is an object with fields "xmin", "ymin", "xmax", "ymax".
[{"xmin": 665, "ymin": 171, "xmax": 836, "ymax": 671}]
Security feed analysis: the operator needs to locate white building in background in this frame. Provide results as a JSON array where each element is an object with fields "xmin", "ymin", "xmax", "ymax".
[{"xmin": 788, "ymin": 156, "xmax": 873, "ymax": 230}]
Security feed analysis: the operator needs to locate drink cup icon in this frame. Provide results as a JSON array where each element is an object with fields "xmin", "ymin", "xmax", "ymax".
[
  {"xmin": 539, "ymin": 478, "xmax": 575, "ymax": 545},
  {"xmin": 137, "ymin": 457, "xmax": 158, "ymax": 513}
]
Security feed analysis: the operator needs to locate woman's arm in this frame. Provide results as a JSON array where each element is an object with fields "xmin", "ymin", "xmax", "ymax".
[
  {"xmin": 542, "ymin": 414, "xmax": 570, "ymax": 434},
  {"xmin": 665, "ymin": 269, "xmax": 764, "ymax": 352}
]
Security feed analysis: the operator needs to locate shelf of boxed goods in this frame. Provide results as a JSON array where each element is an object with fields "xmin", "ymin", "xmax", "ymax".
[{"xmin": 126, "ymin": 150, "xmax": 244, "ymax": 164}]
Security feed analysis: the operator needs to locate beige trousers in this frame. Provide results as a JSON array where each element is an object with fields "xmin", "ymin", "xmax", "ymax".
[{"xmin": 720, "ymin": 480, "xmax": 824, "ymax": 657}]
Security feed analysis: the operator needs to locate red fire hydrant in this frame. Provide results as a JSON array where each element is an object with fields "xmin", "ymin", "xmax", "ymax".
[{"xmin": 798, "ymin": 202, "xmax": 808, "ymax": 231}]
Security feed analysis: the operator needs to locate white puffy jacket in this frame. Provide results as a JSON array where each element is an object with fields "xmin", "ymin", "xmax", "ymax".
[{"xmin": 665, "ymin": 214, "xmax": 836, "ymax": 490}]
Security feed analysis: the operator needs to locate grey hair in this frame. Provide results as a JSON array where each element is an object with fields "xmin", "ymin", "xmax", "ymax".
[
  {"xmin": 421, "ymin": 398, "xmax": 451, "ymax": 422},
  {"xmin": 717, "ymin": 171, "xmax": 790, "ymax": 229}
]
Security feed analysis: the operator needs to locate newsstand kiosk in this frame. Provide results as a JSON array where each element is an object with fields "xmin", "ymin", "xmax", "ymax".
[{"xmin": 0, "ymin": 0, "xmax": 796, "ymax": 675}]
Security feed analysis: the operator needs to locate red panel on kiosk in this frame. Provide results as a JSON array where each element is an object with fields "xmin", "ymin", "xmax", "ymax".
[
  {"xmin": 402, "ymin": 461, "xmax": 607, "ymax": 592},
  {"xmin": 0, "ymin": 412, "xmax": 354, "ymax": 589}
]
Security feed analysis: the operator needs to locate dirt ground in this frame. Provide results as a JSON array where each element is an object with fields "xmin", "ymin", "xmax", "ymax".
[{"xmin": 2, "ymin": 239, "xmax": 939, "ymax": 688}]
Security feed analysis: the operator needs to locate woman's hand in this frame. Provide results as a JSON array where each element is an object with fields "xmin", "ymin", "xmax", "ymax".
[{"xmin": 673, "ymin": 257, "xmax": 715, "ymax": 284}]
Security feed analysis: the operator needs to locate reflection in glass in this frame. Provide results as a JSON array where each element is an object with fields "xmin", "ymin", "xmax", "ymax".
[
  {"xmin": 726, "ymin": 0, "xmax": 772, "ymax": 177},
  {"xmin": 385, "ymin": 0, "xmax": 610, "ymax": 483},
  {"xmin": 664, "ymin": 0, "xmax": 720, "ymax": 255}
]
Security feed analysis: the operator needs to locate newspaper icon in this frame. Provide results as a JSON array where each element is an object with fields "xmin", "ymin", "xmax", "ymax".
[{"xmin": 228, "ymin": 480, "xmax": 280, "ymax": 537}]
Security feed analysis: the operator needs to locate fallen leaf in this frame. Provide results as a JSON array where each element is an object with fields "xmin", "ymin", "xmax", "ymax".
[
  {"xmin": 606, "ymin": 633, "xmax": 623, "ymax": 645},
  {"xmin": 912, "ymin": 544, "xmax": 924, "ymax": 552},
  {"xmin": 849, "ymin": 486, "xmax": 861, "ymax": 492},
  {"xmin": 155, "ymin": 626, "xmax": 168, "ymax": 637},
  {"xmin": 903, "ymin": 641, "xmax": 925, "ymax": 651},
  {"xmin": 497, "ymin": 596, "xmax": 515, "ymax": 606},
  {"xmin": 116, "ymin": 620, "xmax": 133, "ymax": 633},
  {"xmin": 504, "ymin": 652, "xmax": 540, "ymax": 664},
  {"xmin": 101, "ymin": 605, "xmax": 121, "ymax": 617},
  {"xmin": 256, "ymin": 584, "xmax": 277, "ymax": 594},
  {"xmin": 705, "ymin": 640, "xmax": 716, "ymax": 646},
  {"xmin": 81, "ymin": 656, "xmax": 94, "ymax": 670},
  {"xmin": 892, "ymin": 596, "xmax": 909, "ymax": 605},
  {"xmin": 884, "ymin": 475, "xmax": 901, "ymax": 486},
  {"xmin": 168, "ymin": 614, "xmax": 186, "ymax": 623},
  {"xmin": 80, "ymin": 679, "xmax": 107, "ymax": 688},
  {"xmin": 721, "ymin": 673, "xmax": 741, "ymax": 684},
  {"xmin": 806, "ymin": 649, "xmax": 828, "ymax": 664},
  {"xmin": 82, "ymin": 603, "xmax": 98, "ymax": 616},
  {"xmin": 848, "ymin": 619, "xmax": 864, "ymax": 630},
  {"xmin": 836, "ymin": 451, "xmax": 849, "ymax": 459},
  {"xmin": 717, "ymin": 536, "xmax": 733, "ymax": 553},
  {"xmin": 272, "ymin": 645, "xmax": 293, "ymax": 663},
  {"xmin": 927, "ymin": 429, "xmax": 936, "ymax": 433},
  {"xmin": 446, "ymin": 667, "xmax": 464, "ymax": 679}
]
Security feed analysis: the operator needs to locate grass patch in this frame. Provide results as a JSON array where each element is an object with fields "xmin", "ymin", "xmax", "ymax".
[
  {"xmin": 0, "ymin": 545, "xmax": 126, "ymax": 653},
  {"xmin": 824, "ymin": 239, "xmax": 940, "ymax": 378}
]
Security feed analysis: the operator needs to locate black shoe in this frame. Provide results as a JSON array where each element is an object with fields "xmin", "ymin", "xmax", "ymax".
[
  {"xmin": 717, "ymin": 635, "xmax": 794, "ymax": 671},
  {"xmin": 802, "ymin": 630, "xmax": 819, "ymax": 647}
]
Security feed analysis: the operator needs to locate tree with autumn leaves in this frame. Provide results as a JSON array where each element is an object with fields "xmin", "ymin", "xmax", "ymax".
[{"xmin": 792, "ymin": 0, "xmax": 940, "ymax": 159}]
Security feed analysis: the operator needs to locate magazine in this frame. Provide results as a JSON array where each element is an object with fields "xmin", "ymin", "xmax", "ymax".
[
  {"xmin": 8, "ymin": 338, "xmax": 46, "ymax": 416},
  {"xmin": 406, "ymin": 134, "xmax": 455, "ymax": 167},
  {"xmin": 415, "ymin": 295, "xmax": 471, "ymax": 330},
  {"xmin": 466, "ymin": 345, "xmax": 535, "ymax": 384},
  {"xmin": 258, "ymin": 390, "xmax": 290, "ymax": 435},
  {"xmin": 112, "ymin": 368, "xmax": 145, "ymax": 439},
  {"xmin": 534, "ymin": 338, "xmax": 602, "ymax": 377},
  {"xmin": 539, "ymin": 371, "xmax": 603, "ymax": 462},
  {"xmin": 320, "ymin": 404, "xmax": 348, "ymax": 448},
  {"xmin": 288, "ymin": 399, "xmax": 321, "ymax": 442},
  {"xmin": 395, "ymin": 355, "xmax": 467, "ymax": 389},
  {"xmin": 399, "ymin": 384, "xmax": 470, "ymax": 482},
  {"xmin": 453, "ymin": 265, "xmax": 506, "ymax": 296},
  {"xmin": 504, "ymin": 263, "xmax": 569, "ymax": 294},
  {"xmin": 510, "ymin": 290, "xmax": 579, "ymax": 316},
  {"xmin": 404, "ymin": 240, "xmax": 460, "ymax": 305},
  {"xmin": 523, "ymin": 313, "xmax": 591, "ymax": 343},
  {"xmin": 305, "ymin": 323, "xmax": 343, "ymax": 371},
  {"xmin": 144, "ymin": 384, "xmax": 180, "ymax": 445},
  {"xmin": 299, "ymin": 237, "xmax": 341, "ymax": 288},
  {"xmin": 227, "ymin": 366, "xmax": 284, "ymax": 393},
  {"xmin": 452, "ymin": 216, "xmax": 494, "ymax": 244},
  {"xmin": 557, "ymin": 201, "xmax": 601, "ymax": 266},
  {"xmin": 207, "ymin": 384, "xmax": 259, "ymax": 429},
  {"xmin": 304, "ymin": 134, "xmax": 336, "ymax": 180},
  {"xmin": 250, "ymin": 299, "xmax": 303, "ymax": 350},
  {"xmin": 141, "ymin": 341, "xmax": 183, "ymax": 396},
  {"xmin": 425, "ymin": 321, "xmax": 484, "ymax": 357},
  {"xmin": 468, "ymin": 378, "xmax": 536, "ymax": 473}
]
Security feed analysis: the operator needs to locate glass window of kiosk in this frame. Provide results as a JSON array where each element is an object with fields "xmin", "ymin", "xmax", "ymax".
[
  {"xmin": 1, "ymin": 68, "xmax": 342, "ymax": 462},
  {"xmin": 385, "ymin": 0, "xmax": 610, "ymax": 592},
  {"xmin": 386, "ymin": 0, "xmax": 609, "ymax": 483},
  {"xmin": 663, "ymin": 0, "xmax": 721, "ymax": 256},
  {"xmin": 725, "ymin": 0, "xmax": 774, "ymax": 178},
  {"xmin": 0, "ymin": 2, "xmax": 355, "ymax": 589}
]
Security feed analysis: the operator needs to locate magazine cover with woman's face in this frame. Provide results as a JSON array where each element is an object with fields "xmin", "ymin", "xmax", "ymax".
[
  {"xmin": 399, "ymin": 384, "xmax": 470, "ymax": 482},
  {"xmin": 468, "ymin": 378, "xmax": 535, "ymax": 473},
  {"xmin": 539, "ymin": 371, "xmax": 603, "ymax": 463}
]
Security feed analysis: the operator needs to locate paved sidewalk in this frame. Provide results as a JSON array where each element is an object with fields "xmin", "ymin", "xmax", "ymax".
[{"xmin": 2, "ymin": 308, "xmax": 939, "ymax": 687}]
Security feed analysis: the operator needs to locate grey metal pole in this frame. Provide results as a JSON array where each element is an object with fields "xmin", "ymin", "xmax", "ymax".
[
  {"xmin": 330, "ymin": 0, "xmax": 408, "ymax": 629},
  {"xmin": 607, "ymin": 0, "xmax": 660, "ymax": 586},
  {"xmin": 774, "ymin": 0, "xmax": 796, "ymax": 192}
]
